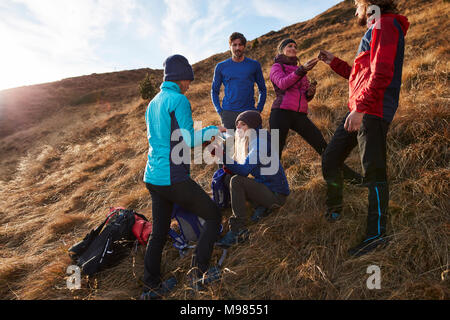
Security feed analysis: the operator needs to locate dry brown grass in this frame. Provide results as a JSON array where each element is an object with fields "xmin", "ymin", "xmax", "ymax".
[{"xmin": 0, "ymin": 0, "xmax": 448, "ymax": 300}]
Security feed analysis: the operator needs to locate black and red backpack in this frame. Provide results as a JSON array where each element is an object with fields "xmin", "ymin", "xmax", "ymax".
[{"xmin": 68, "ymin": 207, "xmax": 152, "ymax": 276}]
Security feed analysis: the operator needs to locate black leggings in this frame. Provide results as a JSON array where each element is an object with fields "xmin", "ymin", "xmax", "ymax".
[
  {"xmin": 269, "ymin": 108, "xmax": 327, "ymax": 158},
  {"xmin": 143, "ymin": 179, "xmax": 221, "ymax": 288},
  {"xmin": 269, "ymin": 108, "xmax": 360, "ymax": 181}
]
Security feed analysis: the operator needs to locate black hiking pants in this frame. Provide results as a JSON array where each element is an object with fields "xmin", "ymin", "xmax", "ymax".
[
  {"xmin": 143, "ymin": 179, "xmax": 221, "ymax": 289},
  {"xmin": 220, "ymin": 110, "xmax": 241, "ymax": 130},
  {"xmin": 322, "ymin": 113, "xmax": 390, "ymax": 240},
  {"xmin": 269, "ymin": 108, "xmax": 360, "ymax": 180},
  {"xmin": 270, "ymin": 108, "xmax": 327, "ymax": 157}
]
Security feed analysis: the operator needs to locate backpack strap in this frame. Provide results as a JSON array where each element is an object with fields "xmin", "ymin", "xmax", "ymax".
[
  {"xmin": 217, "ymin": 249, "xmax": 227, "ymax": 268},
  {"xmin": 168, "ymin": 228, "xmax": 196, "ymax": 257},
  {"xmin": 91, "ymin": 209, "xmax": 118, "ymax": 238}
]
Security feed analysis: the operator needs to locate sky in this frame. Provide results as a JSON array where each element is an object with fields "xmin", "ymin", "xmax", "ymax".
[{"xmin": 0, "ymin": 0, "xmax": 341, "ymax": 91}]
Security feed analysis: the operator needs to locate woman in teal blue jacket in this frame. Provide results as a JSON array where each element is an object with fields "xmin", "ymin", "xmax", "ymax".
[{"xmin": 141, "ymin": 55, "xmax": 225, "ymax": 300}]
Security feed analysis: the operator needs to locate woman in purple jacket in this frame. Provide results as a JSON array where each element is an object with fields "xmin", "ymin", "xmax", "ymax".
[
  {"xmin": 269, "ymin": 38, "xmax": 361, "ymax": 191},
  {"xmin": 269, "ymin": 38, "xmax": 324, "ymax": 157}
]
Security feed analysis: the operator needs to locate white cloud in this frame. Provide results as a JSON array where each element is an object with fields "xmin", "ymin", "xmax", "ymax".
[
  {"xmin": 10, "ymin": 0, "xmax": 129, "ymax": 57},
  {"xmin": 0, "ymin": 0, "xmax": 341, "ymax": 90},
  {"xmin": 160, "ymin": 0, "xmax": 237, "ymax": 64},
  {"xmin": 136, "ymin": 16, "xmax": 156, "ymax": 39},
  {"xmin": 0, "ymin": 0, "xmax": 156, "ymax": 89},
  {"xmin": 157, "ymin": 0, "xmax": 339, "ymax": 64},
  {"xmin": 251, "ymin": 0, "xmax": 302, "ymax": 24}
]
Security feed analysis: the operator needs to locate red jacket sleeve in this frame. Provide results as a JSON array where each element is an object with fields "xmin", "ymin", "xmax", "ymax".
[
  {"xmin": 355, "ymin": 20, "xmax": 399, "ymax": 113},
  {"xmin": 330, "ymin": 57, "xmax": 352, "ymax": 80}
]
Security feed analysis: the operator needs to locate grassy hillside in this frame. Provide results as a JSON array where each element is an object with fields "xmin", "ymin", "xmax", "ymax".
[{"xmin": 0, "ymin": 0, "xmax": 448, "ymax": 300}]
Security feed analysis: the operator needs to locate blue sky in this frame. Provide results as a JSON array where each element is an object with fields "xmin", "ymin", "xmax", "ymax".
[{"xmin": 0, "ymin": 0, "xmax": 341, "ymax": 90}]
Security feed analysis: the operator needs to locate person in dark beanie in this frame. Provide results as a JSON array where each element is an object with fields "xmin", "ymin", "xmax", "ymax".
[
  {"xmin": 141, "ymin": 54, "xmax": 226, "ymax": 299},
  {"xmin": 211, "ymin": 32, "xmax": 267, "ymax": 130},
  {"xmin": 318, "ymin": 0, "xmax": 409, "ymax": 257},
  {"xmin": 215, "ymin": 110, "xmax": 290, "ymax": 247},
  {"xmin": 163, "ymin": 54, "xmax": 195, "ymax": 82},
  {"xmin": 235, "ymin": 110, "xmax": 262, "ymax": 129},
  {"xmin": 269, "ymin": 38, "xmax": 362, "ymax": 188}
]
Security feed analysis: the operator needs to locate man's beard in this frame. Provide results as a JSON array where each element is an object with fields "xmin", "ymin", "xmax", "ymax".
[{"xmin": 233, "ymin": 50, "xmax": 243, "ymax": 58}]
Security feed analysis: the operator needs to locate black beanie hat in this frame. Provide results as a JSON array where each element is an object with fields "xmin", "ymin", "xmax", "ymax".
[
  {"xmin": 163, "ymin": 54, "xmax": 194, "ymax": 82},
  {"xmin": 235, "ymin": 110, "xmax": 262, "ymax": 129},
  {"xmin": 277, "ymin": 38, "xmax": 296, "ymax": 54}
]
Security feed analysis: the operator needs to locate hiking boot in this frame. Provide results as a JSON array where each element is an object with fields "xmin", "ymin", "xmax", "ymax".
[
  {"xmin": 324, "ymin": 210, "xmax": 341, "ymax": 222},
  {"xmin": 251, "ymin": 206, "xmax": 270, "ymax": 222},
  {"xmin": 140, "ymin": 277, "xmax": 177, "ymax": 300},
  {"xmin": 348, "ymin": 236, "xmax": 389, "ymax": 257},
  {"xmin": 216, "ymin": 229, "xmax": 249, "ymax": 248},
  {"xmin": 188, "ymin": 265, "xmax": 222, "ymax": 292}
]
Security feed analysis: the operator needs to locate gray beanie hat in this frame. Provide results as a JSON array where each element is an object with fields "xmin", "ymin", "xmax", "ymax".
[
  {"xmin": 235, "ymin": 110, "xmax": 262, "ymax": 129},
  {"xmin": 277, "ymin": 38, "xmax": 296, "ymax": 54},
  {"xmin": 163, "ymin": 54, "xmax": 194, "ymax": 82}
]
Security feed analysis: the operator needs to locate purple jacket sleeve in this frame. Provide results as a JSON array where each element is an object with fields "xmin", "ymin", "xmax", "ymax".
[{"xmin": 269, "ymin": 63, "xmax": 306, "ymax": 90}]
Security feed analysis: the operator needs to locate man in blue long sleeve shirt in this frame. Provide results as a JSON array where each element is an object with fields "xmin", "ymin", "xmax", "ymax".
[{"xmin": 211, "ymin": 32, "xmax": 267, "ymax": 129}]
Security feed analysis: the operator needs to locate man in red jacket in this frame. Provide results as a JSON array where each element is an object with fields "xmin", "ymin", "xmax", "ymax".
[{"xmin": 318, "ymin": 0, "xmax": 409, "ymax": 256}]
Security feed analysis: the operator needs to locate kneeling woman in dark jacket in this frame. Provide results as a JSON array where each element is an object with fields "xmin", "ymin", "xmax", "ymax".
[{"xmin": 216, "ymin": 110, "xmax": 290, "ymax": 247}]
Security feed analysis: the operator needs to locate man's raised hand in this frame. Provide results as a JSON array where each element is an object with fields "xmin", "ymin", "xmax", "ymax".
[{"xmin": 318, "ymin": 50, "xmax": 335, "ymax": 65}]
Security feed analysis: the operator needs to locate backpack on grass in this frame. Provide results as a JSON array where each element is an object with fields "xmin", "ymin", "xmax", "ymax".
[
  {"xmin": 169, "ymin": 204, "xmax": 205, "ymax": 256},
  {"xmin": 169, "ymin": 204, "xmax": 223, "ymax": 257},
  {"xmin": 68, "ymin": 207, "xmax": 152, "ymax": 276},
  {"xmin": 211, "ymin": 168, "xmax": 231, "ymax": 209}
]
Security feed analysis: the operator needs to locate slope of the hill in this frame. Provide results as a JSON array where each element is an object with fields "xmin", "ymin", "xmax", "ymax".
[
  {"xmin": 0, "ymin": 0, "xmax": 448, "ymax": 300},
  {"xmin": 0, "ymin": 68, "xmax": 162, "ymax": 182}
]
